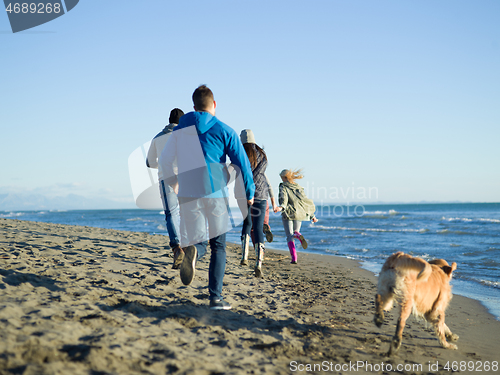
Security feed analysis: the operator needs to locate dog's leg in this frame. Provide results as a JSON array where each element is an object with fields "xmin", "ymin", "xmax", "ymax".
[
  {"xmin": 428, "ymin": 311, "xmax": 458, "ymax": 350},
  {"xmin": 444, "ymin": 323, "xmax": 459, "ymax": 342},
  {"xmin": 374, "ymin": 294, "xmax": 385, "ymax": 327},
  {"xmin": 388, "ymin": 299, "xmax": 412, "ymax": 356}
]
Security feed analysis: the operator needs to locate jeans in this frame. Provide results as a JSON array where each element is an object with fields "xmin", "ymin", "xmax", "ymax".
[
  {"xmin": 282, "ymin": 216, "xmax": 302, "ymax": 243},
  {"xmin": 178, "ymin": 197, "xmax": 229, "ymax": 247},
  {"xmin": 159, "ymin": 180, "xmax": 180, "ymax": 248},
  {"xmin": 193, "ymin": 234, "xmax": 226, "ymax": 300},
  {"xmin": 241, "ymin": 199, "xmax": 267, "ymax": 244},
  {"xmin": 178, "ymin": 197, "xmax": 230, "ymax": 300}
]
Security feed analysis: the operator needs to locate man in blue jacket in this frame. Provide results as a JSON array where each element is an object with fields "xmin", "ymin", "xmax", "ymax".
[{"xmin": 160, "ymin": 85, "xmax": 255, "ymax": 310}]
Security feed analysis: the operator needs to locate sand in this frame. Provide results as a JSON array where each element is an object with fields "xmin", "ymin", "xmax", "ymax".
[{"xmin": 1, "ymin": 217, "xmax": 499, "ymax": 375}]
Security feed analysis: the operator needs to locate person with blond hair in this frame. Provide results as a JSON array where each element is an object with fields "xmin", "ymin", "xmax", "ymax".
[{"xmin": 277, "ymin": 169, "xmax": 318, "ymax": 263}]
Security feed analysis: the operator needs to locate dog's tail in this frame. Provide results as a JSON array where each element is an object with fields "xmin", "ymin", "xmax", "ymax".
[
  {"xmin": 429, "ymin": 259, "xmax": 457, "ymax": 277},
  {"xmin": 388, "ymin": 252, "xmax": 432, "ymax": 282},
  {"xmin": 416, "ymin": 261, "xmax": 432, "ymax": 281}
]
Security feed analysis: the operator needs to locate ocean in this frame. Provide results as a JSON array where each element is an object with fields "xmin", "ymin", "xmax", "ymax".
[{"xmin": 2, "ymin": 203, "xmax": 499, "ymax": 320}]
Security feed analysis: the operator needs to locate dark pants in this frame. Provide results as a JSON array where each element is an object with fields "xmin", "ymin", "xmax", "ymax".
[
  {"xmin": 178, "ymin": 197, "xmax": 229, "ymax": 300},
  {"xmin": 241, "ymin": 199, "xmax": 267, "ymax": 244},
  {"xmin": 194, "ymin": 234, "xmax": 226, "ymax": 300}
]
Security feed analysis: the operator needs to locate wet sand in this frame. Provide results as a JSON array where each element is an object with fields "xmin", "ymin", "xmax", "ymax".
[{"xmin": 1, "ymin": 218, "xmax": 499, "ymax": 374}]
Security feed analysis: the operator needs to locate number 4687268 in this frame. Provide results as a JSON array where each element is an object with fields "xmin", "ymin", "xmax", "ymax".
[{"xmin": 5, "ymin": 3, "xmax": 62, "ymax": 14}]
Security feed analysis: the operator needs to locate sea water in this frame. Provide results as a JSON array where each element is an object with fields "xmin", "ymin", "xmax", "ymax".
[{"xmin": 2, "ymin": 203, "xmax": 499, "ymax": 320}]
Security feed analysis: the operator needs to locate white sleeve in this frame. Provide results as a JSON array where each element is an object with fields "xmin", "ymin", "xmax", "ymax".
[
  {"xmin": 146, "ymin": 139, "xmax": 158, "ymax": 169},
  {"xmin": 159, "ymin": 132, "xmax": 178, "ymax": 186}
]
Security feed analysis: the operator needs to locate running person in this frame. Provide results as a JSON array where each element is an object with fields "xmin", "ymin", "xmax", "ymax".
[{"xmin": 277, "ymin": 169, "xmax": 318, "ymax": 264}]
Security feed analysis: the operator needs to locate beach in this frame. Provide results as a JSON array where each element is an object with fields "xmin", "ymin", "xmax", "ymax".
[{"xmin": 1, "ymin": 218, "xmax": 499, "ymax": 375}]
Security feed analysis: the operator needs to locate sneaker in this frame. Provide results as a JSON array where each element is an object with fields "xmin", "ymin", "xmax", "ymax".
[
  {"xmin": 180, "ymin": 245, "xmax": 197, "ymax": 285},
  {"xmin": 263, "ymin": 224, "xmax": 273, "ymax": 243},
  {"xmin": 293, "ymin": 231, "xmax": 308, "ymax": 249},
  {"xmin": 172, "ymin": 246, "xmax": 184, "ymax": 269},
  {"xmin": 210, "ymin": 298, "xmax": 232, "ymax": 310}
]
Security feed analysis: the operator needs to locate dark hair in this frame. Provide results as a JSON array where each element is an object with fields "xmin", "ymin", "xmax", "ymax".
[
  {"xmin": 192, "ymin": 85, "xmax": 214, "ymax": 111},
  {"xmin": 169, "ymin": 108, "xmax": 184, "ymax": 124},
  {"xmin": 244, "ymin": 143, "xmax": 267, "ymax": 169}
]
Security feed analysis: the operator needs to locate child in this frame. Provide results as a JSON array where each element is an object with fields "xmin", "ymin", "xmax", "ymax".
[{"xmin": 277, "ymin": 169, "xmax": 318, "ymax": 264}]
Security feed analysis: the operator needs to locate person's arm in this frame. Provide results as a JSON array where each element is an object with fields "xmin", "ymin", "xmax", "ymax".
[
  {"xmin": 226, "ymin": 129, "xmax": 255, "ymax": 203},
  {"xmin": 277, "ymin": 183, "xmax": 287, "ymax": 212},
  {"xmin": 264, "ymin": 174, "xmax": 278, "ymax": 212},
  {"xmin": 265, "ymin": 174, "xmax": 275, "ymax": 199},
  {"xmin": 146, "ymin": 139, "xmax": 158, "ymax": 169},
  {"xmin": 271, "ymin": 197, "xmax": 279, "ymax": 212},
  {"xmin": 159, "ymin": 132, "xmax": 178, "ymax": 187}
]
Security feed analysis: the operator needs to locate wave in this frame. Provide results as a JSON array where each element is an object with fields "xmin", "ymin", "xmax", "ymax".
[
  {"xmin": 437, "ymin": 229, "xmax": 475, "ymax": 235},
  {"xmin": 442, "ymin": 216, "xmax": 500, "ymax": 224},
  {"xmin": 480, "ymin": 218, "xmax": 500, "ymax": 224},
  {"xmin": 354, "ymin": 248, "xmax": 370, "ymax": 253},
  {"xmin": 361, "ymin": 209, "xmax": 401, "ymax": 219},
  {"xmin": 364, "ymin": 209, "xmax": 399, "ymax": 215},
  {"xmin": 480, "ymin": 280, "xmax": 500, "ymax": 289},
  {"xmin": 0, "ymin": 212, "xmax": 25, "ymax": 218},
  {"xmin": 314, "ymin": 224, "xmax": 428, "ymax": 233},
  {"xmin": 457, "ymin": 275, "xmax": 500, "ymax": 290}
]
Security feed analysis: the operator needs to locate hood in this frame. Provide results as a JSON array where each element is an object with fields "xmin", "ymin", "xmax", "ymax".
[
  {"xmin": 177, "ymin": 111, "xmax": 218, "ymax": 135},
  {"xmin": 161, "ymin": 123, "xmax": 176, "ymax": 133},
  {"xmin": 282, "ymin": 181, "xmax": 302, "ymax": 190}
]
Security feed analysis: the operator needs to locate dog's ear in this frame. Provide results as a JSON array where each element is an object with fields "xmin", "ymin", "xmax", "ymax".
[
  {"xmin": 442, "ymin": 262, "xmax": 457, "ymax": 276},
  {"xmin": 442, "ymin": 266, "xmax": 453, "ymax": 276}
]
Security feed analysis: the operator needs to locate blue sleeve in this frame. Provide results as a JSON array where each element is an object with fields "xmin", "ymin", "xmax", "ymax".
[{"xmin": 225, "ymin": 128, "xmax": 255, "ymax": 200}]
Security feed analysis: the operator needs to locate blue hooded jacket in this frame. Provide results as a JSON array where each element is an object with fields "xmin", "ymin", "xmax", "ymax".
[{"xmin": 159, "ymin": 111, "xmax": 255, "ymax": 200}]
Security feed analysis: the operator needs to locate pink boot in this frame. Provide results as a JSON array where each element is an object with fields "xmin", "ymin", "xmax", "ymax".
[
  {"xmin": 287, "ymin": 241, "xmax": 297, "ymax": 264},
  {"xmin": 293, "ymin": 231, "xmax": 308, "ymax": 249}
]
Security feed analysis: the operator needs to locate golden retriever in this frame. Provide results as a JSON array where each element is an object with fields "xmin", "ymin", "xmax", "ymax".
[{"xmin": 374, "ymin": 251, "xmax": 458, "ymax": 355}]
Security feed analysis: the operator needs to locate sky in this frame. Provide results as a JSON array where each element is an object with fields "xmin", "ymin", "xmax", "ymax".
[{"xmin": 1, "ymin": 0, "xmax": 499, "ymax": 209}]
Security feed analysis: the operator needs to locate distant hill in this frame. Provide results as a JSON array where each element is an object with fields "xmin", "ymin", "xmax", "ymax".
[{"xmin": 0, "ymin": 193, "xmax": 135, "ymax": 211}]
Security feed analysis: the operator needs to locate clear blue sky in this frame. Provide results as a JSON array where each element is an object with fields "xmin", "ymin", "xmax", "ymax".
[{"xmin": 1, "ymin": 0, "xmax": 499, "ymax": 207}]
